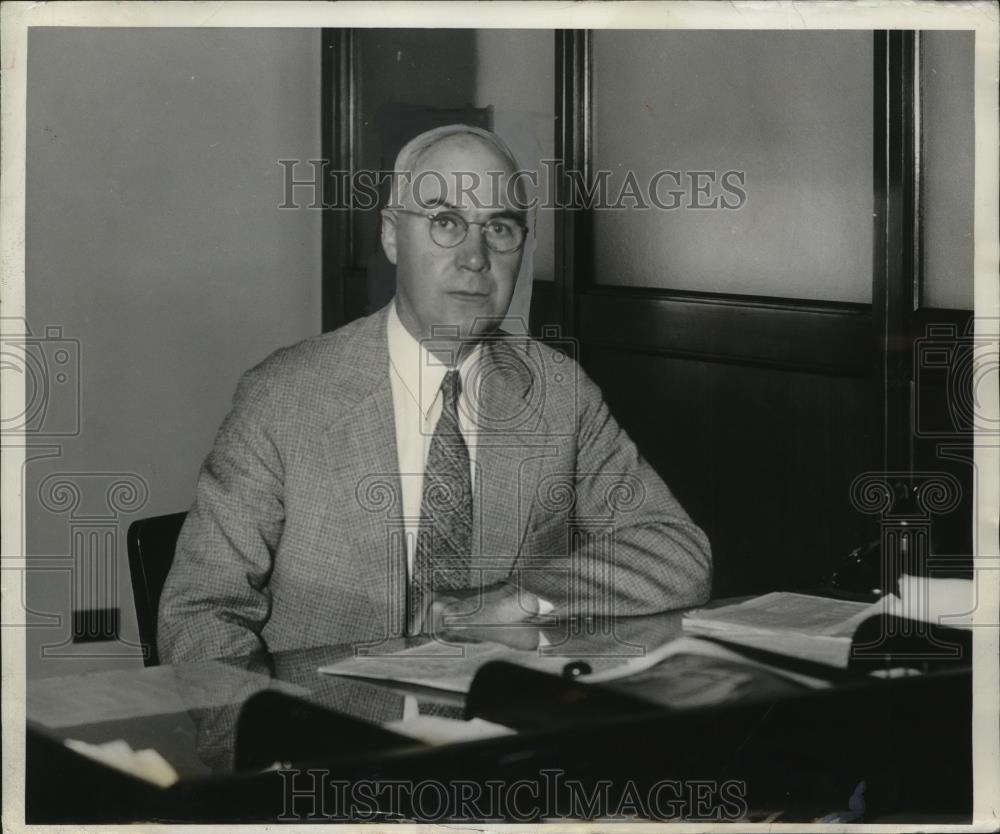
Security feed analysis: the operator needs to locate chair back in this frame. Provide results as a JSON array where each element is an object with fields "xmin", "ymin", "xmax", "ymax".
[{"xmin": 126, "ymin": 511, "xmax": 187, "ymax": 666}]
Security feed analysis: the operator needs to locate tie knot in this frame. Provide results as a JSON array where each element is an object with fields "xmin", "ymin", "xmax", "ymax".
[{"xmin": 441, "ymin": 369, "xmax": 462, "ymax": 412}]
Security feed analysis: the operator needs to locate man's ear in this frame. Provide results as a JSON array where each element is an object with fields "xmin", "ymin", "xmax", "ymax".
[{"xmin": 380, "ymin": 209, "xmax": 398, "ymax": 265}]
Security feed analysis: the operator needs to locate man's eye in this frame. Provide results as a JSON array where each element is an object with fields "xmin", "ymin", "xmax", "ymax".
[
  {"xmin": 487, "ymin": 220, "xmax": 516, "ymax": 237},
  {"xmin": 432, "ymin": 214, "xmax": 460, "ymax": 231}
]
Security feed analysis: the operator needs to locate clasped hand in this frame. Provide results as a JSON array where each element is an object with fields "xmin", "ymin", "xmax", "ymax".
[{"xmin": 425, "ymin": 581, "xmax": 544, "ymax": 650}]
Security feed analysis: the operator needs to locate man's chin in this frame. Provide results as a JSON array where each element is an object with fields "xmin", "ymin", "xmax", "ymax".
[
  {"xmin": 429, "ymin": 318, "xmax": 503, "ymax": 341},
  {"xmin": 467, "ymin": 316, "xmax": 505, "ymax": 339}
]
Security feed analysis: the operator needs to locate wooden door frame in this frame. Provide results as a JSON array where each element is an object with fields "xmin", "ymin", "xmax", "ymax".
[{"xmin": 321, "ymin": 28, "xmax": 358, "ymax": 333}]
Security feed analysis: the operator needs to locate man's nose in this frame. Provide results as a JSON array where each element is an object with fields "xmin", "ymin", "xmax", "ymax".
[{"xmin": 456, "ymin": 225, "xmax": 490, "ymax": 271}]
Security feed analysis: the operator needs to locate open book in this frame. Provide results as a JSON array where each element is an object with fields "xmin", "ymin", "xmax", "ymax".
[
  {"xmin": 681, "ymin": 592, "xmax": 881, "ymax": 667},
  {"xmin": 682, "ymin": 579, "xmax": 976, "ymax": 668}
]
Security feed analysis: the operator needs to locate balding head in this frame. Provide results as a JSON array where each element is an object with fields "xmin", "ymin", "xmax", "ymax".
[
  {"xmin": 391, "ymin": 124, "xmax": 521, "ymax": 205},
  {"xmin": 380, "ymin": 125, "xmax": 528, "ymax": 354},
  {"xmin": 388, "ymin": 124, "xmax": 528, "ymax": 213}
]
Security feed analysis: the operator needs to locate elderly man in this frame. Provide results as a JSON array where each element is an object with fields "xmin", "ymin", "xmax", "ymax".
[{"xmin": 158, "ymin": 125, "xmax": 711, "ymax": 663}]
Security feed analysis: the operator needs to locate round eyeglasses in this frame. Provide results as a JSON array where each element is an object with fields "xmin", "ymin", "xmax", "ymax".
[{"xmin": 394, "ymin": 208, "xmax": 527, "ymax": 254}]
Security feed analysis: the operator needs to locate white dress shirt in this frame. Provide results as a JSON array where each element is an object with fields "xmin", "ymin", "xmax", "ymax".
[
  {"xmin": 386, "ymin": 301, "xmax": 483, "ymax": 580},
  {"xmin": 386, "ymin": 302, "xmax": 553, "ymax": 619}
]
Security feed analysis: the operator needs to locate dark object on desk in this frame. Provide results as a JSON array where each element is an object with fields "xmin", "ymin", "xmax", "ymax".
[
  {"xmin": 468, "ymin": 661, "xmax": 657, "ymax": 732},
  {"xmin": 827, "ymin": 538, "xmax": 975, "ymax": 603},
  {"xmin": 126, "ymin": 511, "xmax": 187, "ymax": 667},
  {"xmin": 234, "ymin": 689, "xmax": 420, "ymax": 771},
  {"xmin": 827, "ymin": 540, "xmax": 887, "ymax": 602},
  {"xmin": 827, "ymin": 479, "xmax": 973, "ymax": 602}
]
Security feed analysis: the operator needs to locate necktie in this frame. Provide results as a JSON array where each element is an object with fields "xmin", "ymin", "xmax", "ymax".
[{"xmin": 411, "ymin": 369, "xmax": 473, "ymax": 631}]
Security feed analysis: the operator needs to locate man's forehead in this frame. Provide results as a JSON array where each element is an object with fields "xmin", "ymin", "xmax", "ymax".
[
  {"xmin": 407, "ymin": 135, "xmax": 521, "ymax": 211},
  {"xmin": 414, "ymin": 133, "xmax": 512, "ymax": 172}
]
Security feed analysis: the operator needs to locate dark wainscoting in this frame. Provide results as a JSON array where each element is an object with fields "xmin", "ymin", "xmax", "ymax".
[
  {"xmin": 518, "ymin": 283, "xmax": 972, "ymax": 595},
  {"xmin": 584, "ymin": 347, "xmax": 874, "ymax": 597}
]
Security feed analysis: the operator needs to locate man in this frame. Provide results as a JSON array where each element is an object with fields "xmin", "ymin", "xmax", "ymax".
[{"xmin": 158, "ymin": 125, "xmax": 711, "ymax": 663}]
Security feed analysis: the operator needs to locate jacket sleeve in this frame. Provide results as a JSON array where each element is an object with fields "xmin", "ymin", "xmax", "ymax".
[
  {"xmin": 157, "ymin": 367, "xmax": 285, "ymax": 663},
  {"xmin": 520, "ymin": 365, "xmax": 712, "ymax": 618}
]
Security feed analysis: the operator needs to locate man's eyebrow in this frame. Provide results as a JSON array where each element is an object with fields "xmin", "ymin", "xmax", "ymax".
[
  {"xmin": 423, "ymin": 198, "xmax": 524, "ymax": 221},
  {"xmin": 488, "ymin": 209, "xmax": 527, "ymax": 222},
  {"xmin": 421, "ymin": 197, "xmax": 455, "ymax": 211}
]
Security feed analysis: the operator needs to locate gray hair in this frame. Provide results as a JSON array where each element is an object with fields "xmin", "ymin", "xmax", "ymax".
[{"xmin": 388, "ymin": 124, "xmax": 522, "ymax": 208}]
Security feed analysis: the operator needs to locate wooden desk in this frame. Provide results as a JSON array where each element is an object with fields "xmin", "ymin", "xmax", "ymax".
[{"xmin": 26, "ymin": 608, "xmax": 972, "ymax": 824}]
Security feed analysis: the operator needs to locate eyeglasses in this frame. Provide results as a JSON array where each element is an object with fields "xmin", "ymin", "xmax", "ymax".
[{"xmin": 393, "ymin": 208, "xmax": 527, "ymax": 254}]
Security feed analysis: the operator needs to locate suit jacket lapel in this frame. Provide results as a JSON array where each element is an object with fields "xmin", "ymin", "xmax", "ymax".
[
  {"xmin": 473, "ymin": 338, "xmax": 556, "ymax": 580},
  {"xmin": 319, "ymin": 307, "xmax": 407, "ymax": 635}
]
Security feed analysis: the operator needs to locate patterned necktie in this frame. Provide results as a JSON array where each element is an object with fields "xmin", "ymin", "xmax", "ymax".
[{"xmin": 411, "ymin": 369, "xmax": 473, "ymax": 631}]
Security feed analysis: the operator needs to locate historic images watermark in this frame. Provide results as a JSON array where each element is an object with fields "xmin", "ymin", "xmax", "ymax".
[
  {"xmin": 1, "ymin": 316, "xmax": 150, "ymax": 658},
  {"xmin": 1, "ymin": 318, "xmax": 81, "ymax": 439},
  {"xmin": 277, "ymin": 161, "xmax": 749, "ymax": 212},
  {"xmin": 913, "ymin": 318, "xmax": 1000, "ymax": 439},
  {"xmin": 278, "ymin": 768, "xmax": 749, "ymax": 822}
]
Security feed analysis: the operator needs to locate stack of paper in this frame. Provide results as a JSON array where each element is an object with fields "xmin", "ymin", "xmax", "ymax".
[{"xmin": 682, "ymin": 592, "xmax": 881, "ymax": 668}]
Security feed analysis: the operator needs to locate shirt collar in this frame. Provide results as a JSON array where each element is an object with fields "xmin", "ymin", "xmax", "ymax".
[{"xmin": 387, "ymin": 300, "xmax": 482, "ymax": 417}]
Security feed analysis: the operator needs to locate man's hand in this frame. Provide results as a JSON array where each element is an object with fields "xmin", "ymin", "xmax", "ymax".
[{"xmin": 427, "ymin": 582, "xmax": 543, "ymax": 650}]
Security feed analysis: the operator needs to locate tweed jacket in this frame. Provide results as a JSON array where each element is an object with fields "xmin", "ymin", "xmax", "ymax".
[{"xmin": 158, "ymin": 303, "xmax": 712, "ymax": 663}]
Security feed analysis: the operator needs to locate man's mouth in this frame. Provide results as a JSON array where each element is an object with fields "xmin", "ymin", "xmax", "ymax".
[{"xmin": 447, "ymin": 290, "xmax": 490, "ymax": 300}]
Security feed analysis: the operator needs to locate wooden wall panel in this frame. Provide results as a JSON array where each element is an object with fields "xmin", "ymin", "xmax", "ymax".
[
  {"xmin": 578, "ymin": 289, "xmax": 871, "ymax": 376},
  {"xmin": 585, "ymin": 347, "xmax": 874, "ymax": 596}
]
